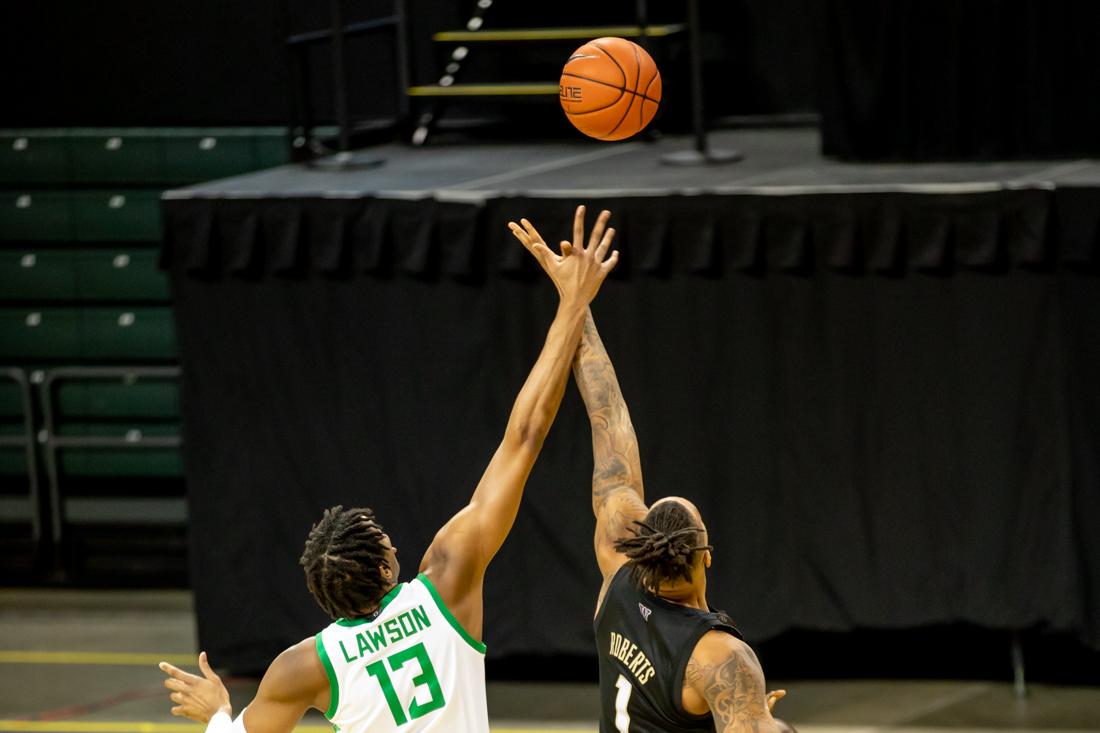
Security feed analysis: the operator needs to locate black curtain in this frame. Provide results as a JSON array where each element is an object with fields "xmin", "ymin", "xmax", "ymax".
[
  {"xmin": 162, "ymin": 189, "xmax": 1100, "ymax": 673},
  {"xmin": 817, "ymin": 1, "xmax": 1100, "ymax": 159}
]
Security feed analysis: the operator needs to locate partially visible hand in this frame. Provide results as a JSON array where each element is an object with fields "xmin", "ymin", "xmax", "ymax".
[
  {"xmin": 508, "ymin": 204, "xmax": 619, "ymax": 307},
  {"xmin": 159, "ymin": 651, "xmax": 232, "ymax": 723},
  {"xmin": 766, "ymin": 688, "xmax": 787, "ymax": 712}
]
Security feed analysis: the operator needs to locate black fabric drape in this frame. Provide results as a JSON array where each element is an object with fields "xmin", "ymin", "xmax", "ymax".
[
  {"xmin": 817, "ymin": 1, "xmax": 1100, "ymax": 160},
  {"xmin": 163, "ymin": 190, "xmax": 1100, "ymax": 673},
  {"xmin": 163, "ymin": 189, "xmax": 1090, "ymax": 279}
]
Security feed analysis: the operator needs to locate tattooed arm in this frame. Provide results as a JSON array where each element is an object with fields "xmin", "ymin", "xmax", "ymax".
[
  {"xmin": 683, "ymin": 632, "xmax": 780, "ymax": 733},
  {"xmin": 573, "ymin": 311, "xmax": 649, "ymax": 596},
  {"xmin": 420, "ymin": 205, "xmax": 618, "ymax": 640}
]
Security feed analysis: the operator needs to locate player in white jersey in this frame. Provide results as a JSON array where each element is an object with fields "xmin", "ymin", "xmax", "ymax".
[{"xmin": 158, "ymin": 205, "xmax": 620, "ymax": 733}]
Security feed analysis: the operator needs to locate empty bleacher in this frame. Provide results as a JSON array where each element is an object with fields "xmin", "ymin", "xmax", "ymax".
[{"xmin": 0, "ymin": 127, "xmax": 288, "ymax": 582}]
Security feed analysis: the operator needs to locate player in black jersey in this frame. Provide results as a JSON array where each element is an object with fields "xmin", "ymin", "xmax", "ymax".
[{"xmin": 570, "ymin": 309, "xmax": 793, "ymax": 733}]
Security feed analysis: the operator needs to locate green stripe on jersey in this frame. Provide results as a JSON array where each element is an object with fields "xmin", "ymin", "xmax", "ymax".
[
  {"xmin": 315, "ymin": 633, "xmax": 340, "ymax": 719},
  {"xmin": 416, "ymin": 573, "xmax": 487, "ymax": 655}
]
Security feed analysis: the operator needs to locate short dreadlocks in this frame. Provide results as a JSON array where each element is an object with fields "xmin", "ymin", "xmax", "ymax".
[
  {"xmin": 613, "ymin": 500, "xmax": 712, "ymax": 590},
  {"xmin": 299, "ymin": 505, "xmax": 393, "ymax": 620}
]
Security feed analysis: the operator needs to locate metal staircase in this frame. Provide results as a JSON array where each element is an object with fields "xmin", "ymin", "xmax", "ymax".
[
  {"xmin": 409, "ymin": 1, "xmax": 685, "ymax": 145},
  {"xmin": 280, "ymin": 0, "xmax": 733, "ymax": 160}
]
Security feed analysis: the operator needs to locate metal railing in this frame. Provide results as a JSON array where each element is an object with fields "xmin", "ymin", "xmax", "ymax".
[
  {"xmin": 283, "ymin": 0, "xmax": 410, "ymax": 161},
  {"xmin": 0, "ymin": 367, "xmax": 40, "ymax": 540},
  {"xmin": 40, "ymin": 366, "xmax": 183, "ymax": 547}
]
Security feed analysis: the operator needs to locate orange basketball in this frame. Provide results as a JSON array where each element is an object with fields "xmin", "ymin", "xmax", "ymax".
[{"xmin": 559, "ymin": 37, "xmax": 662, "ymax": 141}]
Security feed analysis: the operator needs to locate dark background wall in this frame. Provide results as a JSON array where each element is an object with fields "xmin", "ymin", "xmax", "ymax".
[
  {"xmin": 6, "ymin": 1, "xmax": 1098, "ymax": 156},
  {"xmin": 816, "ymin": 0, "xmax": 1100, "ymax": 159},
  {"xmin": 4, "ymin": 0, "xmax": 292, "ymax": 127},
  {"xmin": 1, "ymin": 0, "xmax": 817, "ymax": 128}
]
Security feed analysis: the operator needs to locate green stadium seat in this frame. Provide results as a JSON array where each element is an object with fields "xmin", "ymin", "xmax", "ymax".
[
  {"xmin": 2, "ymin": 127, "xmax": 290, "ymax": 187},
  {"xmin": 254, "ymin": 133, "xmax": 290, "ymax": 170},
  {"xmin": 0, "ymin": 307, "xmax": 174, "ymax": 360},
  {"xmin": 162, "ymin": 130, "xmax": 256, "ymax": 183},
  {"xmin": 0, "ymin": 375, "xmax": 31, "ymax": 478},
  {"xmin": 68, "ymin": 130, "xmax": 161, "ymax": 184},
  {"xmin": 0, "ymin": 368, "xmax": 38, "ymax": 533},
  {"xmin": 72, "ymin": 190, "xmax": 162, "ymax": 242},
  {"xmin": 0, "ymin": 379, "xmax": 23, "ymax": 419},
  {"xmin": 75, "ymin": 249, "xmax": 170, "ymax": 301},
  {"xmin": 0, "ymin": 308, "xmax": 81, "ymax": 359},
  {"xmin": 58, "ymin": 423, "xmax": 182, "ymax": 477},
  {"xmin": 1, "ymin": 191, "xmax": 160, "ymax": 242},
  {"xmin": 0, "ymin": 192, "xmax": 73, "ymax": 241},
  {"xmin": 81, "ymin": 307, "xmax": 176, "ymax": 359},
  {"xmin": 0, "ymin": 248, "xmax": 169, "ymax": 303},
  {"xmin": 0, "ymin": 130, "xmax": 70, "ymax": 184},
  {"xmin": 39, "ymin": 367, "xmax": 183, "ymax": 541},
  {"xmin": 0, "ymin": 250, "xmax": 79, "ymax": 301},
  {"xmin": 161, "ymin": 127, "xmax": 289, "ymax": 182},
  {"xmin": 0, "ymin": 424, "xmax": 28, "ymax": 476},
  {"xmin": 55, "ymin": 378, "xmax": 179, "ymax": 419}
]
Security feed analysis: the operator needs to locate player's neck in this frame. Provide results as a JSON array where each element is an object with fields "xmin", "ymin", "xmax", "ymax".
[
  {"xmin": 354, "ymin": 580, "xmax": 401, "ymax": 620},
  {"xmin": 652, "ymin": 580, "xmax": 707, "ymax": 610}
]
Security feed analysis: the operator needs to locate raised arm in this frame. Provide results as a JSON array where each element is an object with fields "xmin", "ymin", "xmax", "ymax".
[
  {"xmin": 684, "ymin": 632, "xmax": 781, "ymax": 733},
  {"xmin": 573, "ymin": 311, "xmax": 648, "ymax": 586},
  {"xmin": 419, "ymin": 205, "xmax": 618, "ymax": 636}
]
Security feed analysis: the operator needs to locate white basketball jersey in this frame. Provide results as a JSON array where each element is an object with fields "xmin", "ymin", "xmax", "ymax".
[{"xmin": 315, "ymin": 574, "xmax": 488, "ymax": 733}]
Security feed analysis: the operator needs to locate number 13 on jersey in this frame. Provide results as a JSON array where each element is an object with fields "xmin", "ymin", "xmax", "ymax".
[{"xmin": 366, "ymin": 642, "xmax": 446, "ymax": 726}]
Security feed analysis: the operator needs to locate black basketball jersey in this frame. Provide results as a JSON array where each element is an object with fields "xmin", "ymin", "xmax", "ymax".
[{"xmin": 595, "ymin": 566, "xmax": 742, "ymax": 733}]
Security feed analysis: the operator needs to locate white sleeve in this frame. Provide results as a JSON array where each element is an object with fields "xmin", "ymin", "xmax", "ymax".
[{"xmin": 205, "ymin": 710, "xmax": 247, "ymax": 733}]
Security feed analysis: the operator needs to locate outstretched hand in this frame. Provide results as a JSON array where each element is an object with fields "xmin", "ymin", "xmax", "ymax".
[
  {"xmin": 159, "ymin": 651, "xmax": 232, "ymax": 723},
  {"xmin": 508, "ymin": 204, "xmax": 619, "ymax": 306}
]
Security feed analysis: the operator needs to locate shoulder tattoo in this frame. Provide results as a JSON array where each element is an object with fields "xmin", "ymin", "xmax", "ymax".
[{"xmin": 692, "ymin": 642, "xmax": 770, "ymax": 732}]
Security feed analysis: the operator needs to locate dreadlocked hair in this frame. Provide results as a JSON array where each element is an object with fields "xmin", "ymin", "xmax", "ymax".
[
  {"xmin": 299, "ymin": 505, "xmax": 392, "ymax": 620},
  {"xmin": 613, "ymin": 501, "xmax": 712, "ymax": 590}
]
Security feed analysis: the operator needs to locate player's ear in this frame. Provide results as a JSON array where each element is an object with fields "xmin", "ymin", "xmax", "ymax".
[
  {"xmin": 379, "ymin": 563, "xmax": 393, "ymax": 580},
  {"xmin": 703, "ymin": 549, "xmax": 712, "ymax": 569}
]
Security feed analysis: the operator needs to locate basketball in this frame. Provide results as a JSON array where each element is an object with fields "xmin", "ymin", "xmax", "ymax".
[{"xmin": 559, "ymin": 37, "xmax": 662, "ymax": 141}]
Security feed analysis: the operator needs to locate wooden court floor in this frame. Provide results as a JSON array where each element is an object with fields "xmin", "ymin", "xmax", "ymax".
[{"xmin": 1, "ymin": 590, "xmax": 1096, "ymax": 733}]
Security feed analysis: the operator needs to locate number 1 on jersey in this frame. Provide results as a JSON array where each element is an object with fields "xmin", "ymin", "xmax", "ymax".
[{"xmin": 614, "ymin": 674, "xmax": 632, "ymax": 732}]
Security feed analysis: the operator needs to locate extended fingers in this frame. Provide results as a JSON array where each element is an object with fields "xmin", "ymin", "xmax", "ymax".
[
  {"xmin": 519, "ymin": 218, "xmax": 546, "ymax": 246},
  {"xmin": 521, "ymin": 216, "xmax": 543, "ymax": 236},
  {"xmin": 164, "ymin": 678, "xmax": 187, "ymax": 692},
  {"xmin": 198, "ymin": 651, "xmax": 220, "ymax": 682},
  {"xmin": 594, "ymin": 224, "xmax": 616, "ymax": 261},
  {"xmin": 588, "ymin": 209, "xmax": 611, "ymax": 250},
  {"xmin": 509, "ymin": 221, "xmax": 552, "ymax": 261},
  {"xmin": 159, "ymin": 662, "xmax": 196, "ymax": 681},
  {"xmin": 601, "ymin": 250, "xmax": 620, "ymax": 272},
  {"xmin": 507, "ymin": 221, "xmax": 532, "ymax": 248},
  {"xmin": 572, "ymin": 205, "xmax": 586, "ymax": 248},
  {"xmin": 513, "ymin": 218, "xmax": 568, "ymax": 264}
]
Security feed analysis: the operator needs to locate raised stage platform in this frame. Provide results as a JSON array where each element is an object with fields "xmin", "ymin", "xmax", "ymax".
[
  {"xmin": 162, "ymin": 128, "xmax": 1100, "ymax": 276},
  {"xmin": 166, "ymin": 128, "xmax": 1100, "ymax": 197}
]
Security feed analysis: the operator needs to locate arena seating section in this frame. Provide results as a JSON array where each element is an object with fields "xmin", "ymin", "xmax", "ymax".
[{"xmin": 0, "ymin": 128, "xmax": 288, "ymax": 582}]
